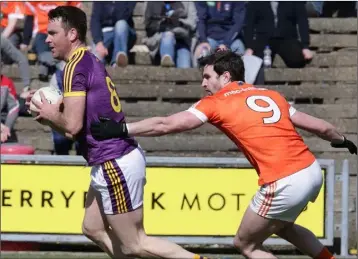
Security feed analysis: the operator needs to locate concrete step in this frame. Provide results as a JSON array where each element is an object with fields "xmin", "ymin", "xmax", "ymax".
[
  {"xmin": 14, "ymin": 116, "xmax": 357, "ymax": 137},
  {"xmin": 15, "ymin": 80, "xmax": 356, "ymax": 101},
  {"xmin": 131, "ymin": 51, "xmax": 358, "ymax": 68},
  {"xmin": 133, "ymin": 30, "xmax": 357, "ymax": 49},
  {"xmin": 309, "ymin": 18, "xmax": 357, "ymax": 33},
  {"xmin": 119, "ymin": 103, "xmax": 356, "ymax": 118},
  {"xmin": 131, "ymin": 12, "xmax": 358, "ymax": 34},
  {"xmin": 4, "ymin": 66, "xmax": 357, "ymax": 89},
  {"xmin": 130, "ymin": 17, "xmax": 358, "ymax": 34}
]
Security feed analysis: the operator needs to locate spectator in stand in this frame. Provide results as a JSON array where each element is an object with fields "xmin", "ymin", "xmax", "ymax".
[
  {"xmin": 142, "ymin": 1, "xmax": 197, "ymax": 68},
  {"xmin": 0, "ymin": 74, "xmax": 20, "ymax": 143},
  {"xmin": 0, "ymin": 2, "xmax": 27, "ymax": 48},
  {"xmin": 193, "ymin": 1, "xmax": 246, "ymax": 67},
  {"xmin": 48, "ymin": 61, "xmax": 81, "ymax": 155},
  {"xmin": 90, "ymin": 2, "xmax": 137, "ymax": 67},
  {"xmin": 1, "ymin": 123, "xmax": 11, "ymax": 143},
  {"xmin": 244, "ymin": 2, "xmax": 313, "ymax": 69},
  {"xmin": 1, "ymin": 35, "xmax": 31, "ymax": 96},
  {"xmin": 1, "ymin": 1, "xmax": 32, "ymax": 92},
  {"xmin": 22, "ymin": 1, "xmax": 82, "ymax": 82}
]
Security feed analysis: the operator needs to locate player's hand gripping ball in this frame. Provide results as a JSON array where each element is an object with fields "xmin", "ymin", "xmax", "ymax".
[{"xmin": 29, "ymin": 86, "xmax": 63, "ymax": 125}]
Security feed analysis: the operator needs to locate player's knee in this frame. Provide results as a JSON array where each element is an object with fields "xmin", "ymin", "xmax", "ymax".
[
  {"xmin": 82, "ymin": 223, "xmax": 106, "ymax": 242},
  {"xmin": 233, "ymin": 236, "xmax": 253, "ymax": 256},
  {"xmin": 233, "ymin": 236, "xmax": 243, "ymax": 250}
]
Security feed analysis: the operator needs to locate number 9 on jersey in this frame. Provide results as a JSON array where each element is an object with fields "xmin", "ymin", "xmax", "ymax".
[{"xmin": 246, "ymin": 95, "xmax": 281, "ymax": 124}]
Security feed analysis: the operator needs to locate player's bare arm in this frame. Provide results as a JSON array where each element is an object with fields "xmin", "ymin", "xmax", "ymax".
[
  {"xmin": 291, "ymin": 110, "xmax": 343, "ymax": 141},
  {"xmin": 32, "ymin": 91, "xmax": 85, "ymax": 138},
  {"xmin": 291, "ymin": 110, "xmax": 357, "ymax": 154},
  {"xmin": 128, "ymin": 111, "xmax": 204, "ymax": 136},
  {"xmin": 91, "ymin": 111, "xmax": 204, "ymax": 139}
]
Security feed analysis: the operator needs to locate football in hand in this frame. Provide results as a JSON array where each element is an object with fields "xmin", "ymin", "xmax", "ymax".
[{"xmin": 29, "ymin": 86, "xmax": 63, "ymax": 121}]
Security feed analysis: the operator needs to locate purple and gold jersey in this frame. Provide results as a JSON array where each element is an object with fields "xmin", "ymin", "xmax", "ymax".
[{"xmin": 63, "ymin": 47, "xmax": 137, "ymax": 165}]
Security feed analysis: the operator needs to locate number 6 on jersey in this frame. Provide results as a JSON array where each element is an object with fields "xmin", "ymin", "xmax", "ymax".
[{"xmin": 246, "ymin": 95, "xmax": 281, "ymax": 124}]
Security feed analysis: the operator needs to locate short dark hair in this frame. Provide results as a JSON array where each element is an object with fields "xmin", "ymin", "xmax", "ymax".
[
  {"xmin": 48, "ymin": 6, "xmax": 87, "ymax": 43},
  {"xmin": 198, "ymin": 50, "xmax": 245, "ymax": 82}
]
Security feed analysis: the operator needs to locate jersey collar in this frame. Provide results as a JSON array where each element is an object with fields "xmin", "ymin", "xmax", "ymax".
[
  {"xmin": 69, "ymin": 46, "xmax": 87, "ymax": 61},
  {"xmin": 217, "ymin": 81, "xmax": 252, "ymax": 95}
]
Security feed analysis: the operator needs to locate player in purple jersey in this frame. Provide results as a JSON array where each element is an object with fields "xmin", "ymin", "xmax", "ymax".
[{"xmin": 28, "ymin": 6, "xmax": 210, "ymax": 259}]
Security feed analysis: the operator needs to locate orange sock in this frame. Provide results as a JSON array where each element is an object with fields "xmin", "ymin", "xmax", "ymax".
[{"xmin": 314, "ymin": 247, "xmax": 335, "ymax": 259}]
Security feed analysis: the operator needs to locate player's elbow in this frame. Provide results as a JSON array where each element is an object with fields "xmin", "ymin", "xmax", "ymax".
[
  {"xmin": 67, "ymin": 121, "xmax": 83, "ymax": 136},
  {"xmin": 156, "ymin": 122, "xmax": 172, "ymax": 135},
  {"xmin": 68, "ymin": 127, "xmax": 82, "ymax": 136},
  {"xmin": 155, "ymin": 117, "xmax": 176, "ymax": 135},
  {"xmin": 65, "ymin": 133, "xmax": 75, "ymax": 140}
]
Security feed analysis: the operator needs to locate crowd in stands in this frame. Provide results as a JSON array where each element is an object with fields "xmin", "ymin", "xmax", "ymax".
[{"xmin": 1, "ymin": 1, "xmax": 357, "ymax": 153}]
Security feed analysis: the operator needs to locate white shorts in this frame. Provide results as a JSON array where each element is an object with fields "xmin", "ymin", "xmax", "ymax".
[
  {"xmin": 90, "ymin": 147, "xmax": 146, "ymax": 215},
  {"xmin": 250, "ymin": 160, "xmax": 323, "ymax": 222}
]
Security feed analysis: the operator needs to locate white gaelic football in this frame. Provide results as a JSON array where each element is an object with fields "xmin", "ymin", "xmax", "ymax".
[{"xmin": 30, "ymin": 86, "xmax": 63, "ymax": 117}]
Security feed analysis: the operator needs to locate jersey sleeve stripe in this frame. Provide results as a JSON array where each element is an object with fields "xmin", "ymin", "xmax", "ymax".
[
  {"xmin": 63, "ymin": 91, "xmax": 86, "ymax": 97},
  {"xmin": 63, "ymin": 56, "xmax": 72, "ymax": 93},
  {"xmin": 64, "ymin": 50, "xmax": 85, "ymax": 93},
  {"xmin": 289, "ymin": 106, "xmax": 297, "ymax": 117},
  {"xmin": 63, "ymin": 54, "xmax": 78, "ymax": 93},
  {"xmin": 187, "ymin": 107, "xmax": 208, "ymax": 123},
  {"xmin": 63, "ymin": 50, "xmax": 85, "ymax": 93},
  {"xmin": 68, "ymin": 50, "xmax": 85, "ymax": 92}
]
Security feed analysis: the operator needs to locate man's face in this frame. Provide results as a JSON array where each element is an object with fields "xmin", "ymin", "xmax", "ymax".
[
  {"xmin": 201, "ymin": 65, "xmax": 229, "ymax": 96},
  {"xmin": 46, "ymin": 18, "xmax": 71, "ymax": 60}
]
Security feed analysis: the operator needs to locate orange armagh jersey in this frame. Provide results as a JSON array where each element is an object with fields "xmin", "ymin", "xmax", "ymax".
[
  {"xmin": 188, "ymin": 82, "xmax": 316, "ymax": 186},
  {"xmin": 25, "ymin": 1, "xmax": 82, "ymax": 34},
  {"xmin": 1, "ymin": 2, "xmax": 27, "ymax": 28}
]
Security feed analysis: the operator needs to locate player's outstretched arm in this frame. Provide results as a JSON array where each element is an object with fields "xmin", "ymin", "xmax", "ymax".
[
  {"xmin": 128, "ymin": 111, "xmax": 204, "ymax": 136},
  {"xmin": 291, "ymin": 110, "xmax": 357, "ymax": 154},
  {"xmin": 91, "ymin": 111, "xmax": 205, "ymax": 139}
]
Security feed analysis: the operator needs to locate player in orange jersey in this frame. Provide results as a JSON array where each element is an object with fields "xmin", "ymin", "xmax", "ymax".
[{"xmin": 90, "ymin": 50, "xmax": 356, "ymax": 259}]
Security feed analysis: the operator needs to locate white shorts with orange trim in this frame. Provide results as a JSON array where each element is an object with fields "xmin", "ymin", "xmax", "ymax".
[
  {"xmin": 90, "ymin": 147, "xmax": 146, "ymax": 215},
  {"xmin": 250, "ymin": 160, "xmax": 323, "ymax": 222}
]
